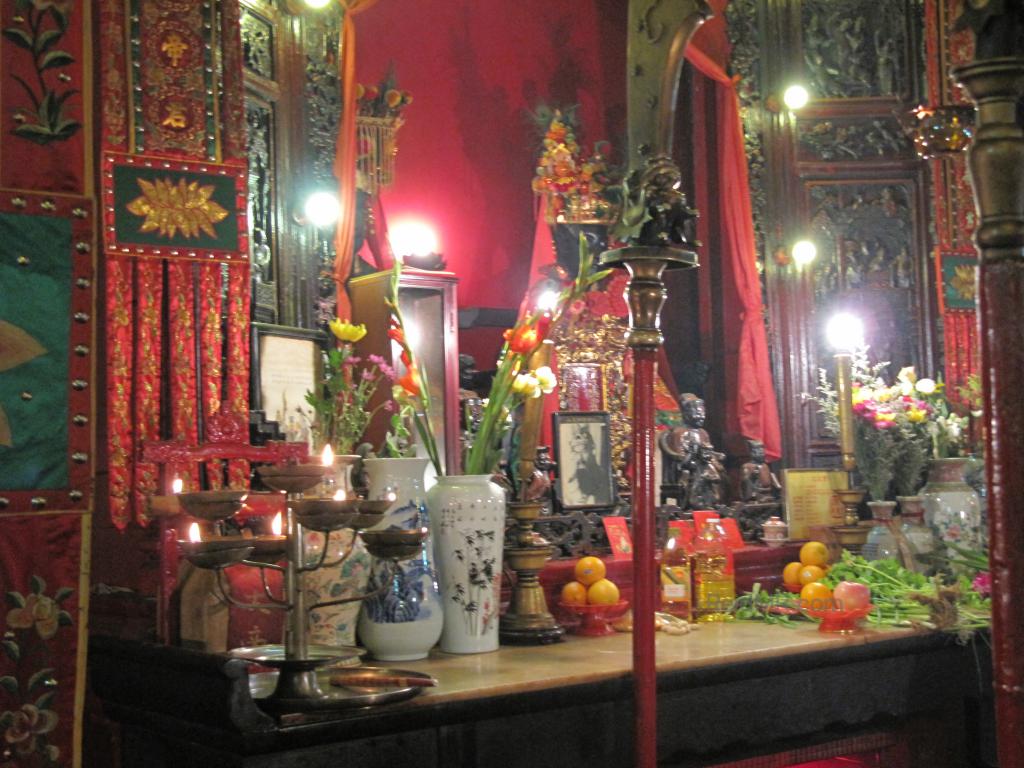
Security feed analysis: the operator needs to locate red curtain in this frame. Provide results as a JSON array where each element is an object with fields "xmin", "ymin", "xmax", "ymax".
[{"xmin": 686, "ymin": 4, "xmax": 783, "ymax": 462}]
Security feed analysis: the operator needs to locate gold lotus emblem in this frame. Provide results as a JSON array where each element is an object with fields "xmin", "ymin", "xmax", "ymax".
[
  {"xmin": 0, "ymin": 320, "xmax": 47, "ymax": 447},
  {"xmin": 126, "ymin": 177, "xmax": 229, "ymax": 239},
  {"xmin": 949, "ymin": 264, "xmax": 976, "ymax": 302}
]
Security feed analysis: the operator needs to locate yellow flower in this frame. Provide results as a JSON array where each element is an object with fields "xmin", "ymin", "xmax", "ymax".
[
  {"xmin": 851, "ymin": 388, "xmax": 870, "ymax": 406},
  {"xmin": 897, "ymin": 366, "xmax": 917, "ymax": 385},
  {"xmin": 907, "ymin": 408, "xmax": 927, "ymax": 423},
  {"xmin": 876, "ymin": 388, "xmax": 894, "ymax": 403},
  {"xmin": 512, "ymin": 373, "xmax": 541, "ymax": 399},
  {"xmin": 534, "ymin": 365, "xmax": 557, "ymax": 394},
  {"xmin": 329, "ymin": 319, "xmax": 367, "ymax": 343}
]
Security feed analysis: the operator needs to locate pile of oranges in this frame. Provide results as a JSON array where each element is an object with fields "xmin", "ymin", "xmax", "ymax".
[
  {"xmin": 782, "ymin": 541, "xmax": 833, "ymax": 607},
  {"xmin": 561, "ymin": 556, "xmax": 621, "ymax": 606}
]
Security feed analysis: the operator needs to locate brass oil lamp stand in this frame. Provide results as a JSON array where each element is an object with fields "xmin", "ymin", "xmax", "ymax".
[
  {"xmin": 499, "ymin": 501, "xmax": 565, "ymax": 645},
  {"xmin": 173, "ymin": 463, "xmax": 423, "ymax": 711}
]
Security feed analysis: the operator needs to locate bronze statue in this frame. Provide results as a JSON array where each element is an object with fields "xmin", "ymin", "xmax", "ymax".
[
  {"xmin": 738, "ymin": 439, "xmax": 781, "ymax": 504},
  {"xmin": 658, "ymin": 393, "xmax": 724, "ymax": 509}
]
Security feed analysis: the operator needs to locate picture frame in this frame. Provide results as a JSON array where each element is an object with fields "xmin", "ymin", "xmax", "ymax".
[
  {"xmin": 559, "ymin": 362, "xmax": 605, "ymax": 411},
  {"xmin": 250, "ymin": 323, "xmax": 325, "ymax": 445},
  {"xmin": 553, "ymin": 411, "xmax": 616, "ymax": 510}
]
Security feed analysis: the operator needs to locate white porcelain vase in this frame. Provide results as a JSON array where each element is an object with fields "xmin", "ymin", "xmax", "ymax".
[
  {"xmin": 357, "ymin": 458, "xmax": 443, "ymax": 661},
  {"xmin": 920, "ymin": 457, "xmax": 985, "ymax": 556},
  {"xmin": 427, "ymin": 474, "xmax": 506, "ymax": 654}
]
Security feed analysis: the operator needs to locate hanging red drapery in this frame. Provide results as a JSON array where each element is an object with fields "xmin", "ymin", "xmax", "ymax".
[
  {"xmin": 333, "ymin": 0, "xmax": 382, "ymax": 321},
  {"xmin": 686, "ymin": 3, "xmax": 783, "ymax": 462}
]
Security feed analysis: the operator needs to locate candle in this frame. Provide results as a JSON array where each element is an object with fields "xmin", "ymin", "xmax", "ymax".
[
  {"xmin": 825, "ymin": 313, "xmax": 865, "ymax": 473},
  {"xmin": 333, "ymin": 488, "xmax": 347, "ymax": 501},
  {"xmin": 321, "ymin": 444, "xmax": 334, "ymax": 467},
  {"xmin": 188, "ymin": 522, "xmax": 202, "ymax": 542},
  {"xmin": 271, "ymin": 512, "xmax": 282, "ymax": 536},
  {"xmin": 172, "ymin": 476, "xmax": 183, "ymax": 495}
]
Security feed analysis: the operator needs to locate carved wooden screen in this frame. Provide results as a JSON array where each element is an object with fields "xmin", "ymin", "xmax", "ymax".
[
  {"xmin": 240, "ymin": 1, "xmax": 341, "ymax": 329},
  {"xmin": 728, "ymin": 0, "xmax": 937, "ymax": 468}
]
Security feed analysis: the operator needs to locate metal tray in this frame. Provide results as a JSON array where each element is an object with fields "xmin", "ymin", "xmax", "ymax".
[
  {"xmin": 230, "ymin": 644, "xmax": 364, "ymax": 671},
  {"xmin": 248, "ymin": 666, "xmax": 434, "ymax": 711}
]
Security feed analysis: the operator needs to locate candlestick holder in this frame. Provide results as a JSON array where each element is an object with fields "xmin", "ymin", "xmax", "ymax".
[
  {"xmin": 830, "ymin": 488, "xmax": 870, "ymax": 553},
  {"xmin": 170, "ymin": 463, "xmax": 426, "ymax": 712},
  {"xmin": 499, "ymin": 501, "xmax": 565, "ymax": 645}
]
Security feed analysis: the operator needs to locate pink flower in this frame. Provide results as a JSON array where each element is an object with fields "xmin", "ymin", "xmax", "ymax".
[
  {"xmin": 361, "ymin": 369, "xmax": 377, "ymax": 382},
  {"xmin": 972, "ymin": 571, "xmax": 991, "ymax": 598},
  {"xmin": 383, "ymin": 399, "xmax": 396, "ymax": 413}
]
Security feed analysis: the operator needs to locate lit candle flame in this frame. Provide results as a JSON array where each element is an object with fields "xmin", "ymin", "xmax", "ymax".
[
  {"xmin": 271, "ymin": 512, "xmax": 282, "ymax": 536},
  {"xmin": 188, "ymin": 522, "xmax": 202, "ymax": 543},
  {"xmin": 333, "ymin": 489, "xmax": 347, "ymax": 501},
  {"xmin": 386, "ymin": 491, "xmax": 397, "ymax": 502},
  {"xmin": 171, "ymin": 477, "xmax": 183, "ymax": 494},
  {"xmin": 321, "ymin": 444, "xmax": 335, "ymax": 467}
]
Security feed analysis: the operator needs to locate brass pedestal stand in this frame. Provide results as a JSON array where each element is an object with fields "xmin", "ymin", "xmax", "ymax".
[
  {"xmin": 499, "ymin": 501, "xmax": 565, "ymax": 645},
  {"xmin": 830, "ymin": 488, "xmax": 869, "ymax": 553}
]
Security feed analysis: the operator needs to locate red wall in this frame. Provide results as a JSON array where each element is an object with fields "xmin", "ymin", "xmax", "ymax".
[{"xmin": 357, "ymin": 0, "xmax": 627, "ymax": 323}]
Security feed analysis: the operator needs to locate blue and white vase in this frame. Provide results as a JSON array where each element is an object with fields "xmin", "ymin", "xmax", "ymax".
[
  {"xmin": 357, "ymin": 458, "xmax": 443, "ymax": 661},
  {"xmin": 427, "ymin": 474, "xmax": 506, "ymax": 654}
]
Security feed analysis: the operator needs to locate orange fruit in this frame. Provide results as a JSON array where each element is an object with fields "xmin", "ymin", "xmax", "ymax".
[
  {"xmin": 574, "ymin": 556, "xmax": 607, "ymax": 586},
  {"xmin": 799, "ymin": 541, "xmax": 830, "ymax": 568},
  {"xmin": 798, "ymin": 565, "xmax": 826, "ymax": 585},
  {"xmin": 586, "ymin": 578, "xmax": 620, "ymax": 605},
  {"xmin": 799, "ymin": 581, "xmax": 834, "ymax": 610},
  {"xmin": 561, "ymin": 581, "xmax": 588, "ymax": 606},
  {"xmin": 782, "ymin": 561, "xmax": 804, "ymax": 587}
]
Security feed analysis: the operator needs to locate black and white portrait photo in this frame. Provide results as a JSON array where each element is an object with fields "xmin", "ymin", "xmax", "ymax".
[{"xmin": 554, "ymin": 411, "xmax": 615, "ymax": 509}]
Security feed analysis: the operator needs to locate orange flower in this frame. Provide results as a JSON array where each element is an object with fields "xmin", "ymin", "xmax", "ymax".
[
  {"xmin": 385, "ymin": 89, "xmax": 402, "ymax": 108},
  {"xmin": 504, "ymin": 324, "xmax": 542, "ymax": 355},
  {"xmin": 398, "ymin": 365, "xmax": 422, "ymax": 397},
  {"xmin": 387, "ymin": 326, "xmax": 405, "ymax": 346}
]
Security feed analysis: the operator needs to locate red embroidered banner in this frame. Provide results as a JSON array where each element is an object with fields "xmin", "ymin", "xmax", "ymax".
[{"xmin": 99, "ymin": 0, "xmax": 250, "ymax": 526}]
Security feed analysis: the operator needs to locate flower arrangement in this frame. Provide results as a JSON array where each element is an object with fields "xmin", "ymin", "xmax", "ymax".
[
  {"xmin": 388, "ymin": 236, "xmax": 610, "ymax": 479},
  {"xmin": 817, "ymin": 354, "xmax": 966, "ymax": 500},
  {"xmin": 531, "ymin": 106, "xmax": 619, "ymax": 225},
  {"xmin": 355, "ymin": 66, "xmax": 412, "ymax": 119},
  {"xmin": 305, "ymin": 319, "xmax": 396, "ymax": 456}
]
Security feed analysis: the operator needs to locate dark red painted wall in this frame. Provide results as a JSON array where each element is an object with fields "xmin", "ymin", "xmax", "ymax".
[{"xmin": 357, "ymin": 0, "xmax": 628, "ymax": 323}]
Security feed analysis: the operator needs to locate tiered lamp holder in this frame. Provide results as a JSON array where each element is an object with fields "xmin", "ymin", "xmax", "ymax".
[{"xmin": 173, "ymin": 462, "xmax": 426, "ymax": 711}]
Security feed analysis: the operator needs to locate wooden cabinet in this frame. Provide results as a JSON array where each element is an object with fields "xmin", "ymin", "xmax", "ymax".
[{"xmin": 349, "ymin": 270, "xmax": 461, "ymax": 474}]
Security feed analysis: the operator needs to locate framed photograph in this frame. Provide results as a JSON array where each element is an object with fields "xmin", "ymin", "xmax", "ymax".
[
  {"xmin": 553, "ymin": 411, "xmax": 616, "ymax": 509},
  {"xmin": 559, "ymin": 362, "xmax": 605, "ymax": 411},
  {"xmin": 251, "ymin": 323, "xmax": 325, "ymax": 444}
]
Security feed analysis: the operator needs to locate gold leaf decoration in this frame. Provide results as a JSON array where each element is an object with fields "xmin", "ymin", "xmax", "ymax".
[
  {"xmin": 949, "ymin": 264, "xmax": 977, "ymax": 302},
  {"xmin": 126, "ymin": 177, "xmax": 230, "ymax": 239},
  {"xmin": 0, "ymin": 320, "xmax": 47, "ymax": 448}
]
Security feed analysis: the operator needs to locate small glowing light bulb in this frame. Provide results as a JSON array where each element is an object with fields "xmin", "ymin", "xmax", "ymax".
[
  {"xmin": 792, "ymin": 240, "xmax": 817, "ymax": 266},
  {"xmin": 171, "ymin": 476, "xmax": 183, "ymax": 494},
  {"xmin": 783, "ymin": 85, "xmax": 810, "ymax": 110}
]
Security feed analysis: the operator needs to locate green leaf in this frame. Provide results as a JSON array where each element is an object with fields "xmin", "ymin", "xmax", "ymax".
[
  {"xmin": 51, "ymin": 119, "xmax": 80, "ymax": 139},
  {"xmin": 12, "ymin": 123, "xmax": 58, "ymax": 145},
  {"xmin": 6, "ymin": 591, "xmax": 25, "ymax": 609},
  {"xmin": 54, "ymin": 586, "xmax": 74, "ymax": 604},
  {"xmin": 30, "ymin": 575, "xmax": 46, "ymax": 595},
  {"xmin": 35, "ymin": 691, "xmax": 56, "ymax": 711},
  {"xmin": 35, "ymin": 28, "xmax": 62, "ymax": 53},
  {"xmin": 57, "ymin": 610, "xmax": 73, "ymax": 627},
  {"xmin": 0, "ymin": 675, "xmax": 18, "ymax": 694},
  {"xmin": 40, "ymin": 49, "xmax": 74, "ymax": 70},
  {"xmin": 0, "ymin": 710, "xmax": 13, "ymax": 729},
  {"xmin": 53, "ymin": 88, "xmax": 78, "ymax": 109},
  {"xmin": 2, "ymin": 640, "xmax": 20, "ymax": 662},
  {"xmin": 28, "ymin": 668, "xmax": 55, "ymax": 693},
  {"xmin": 2, "ymin": 27, "xmax": 33, "ymax": 51},
  {"xmin": 50, "ymin": 5, "xmax": 70, "ymax": 33}
]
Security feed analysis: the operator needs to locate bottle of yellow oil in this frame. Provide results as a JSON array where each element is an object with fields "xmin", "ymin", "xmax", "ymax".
[
  {"xmin": 693, "ymin": 517, "xmax": 735, "ymax": 622},
  {"xmin": 660, "ymin": 534, "xmax": 692, "ymax": 620}
]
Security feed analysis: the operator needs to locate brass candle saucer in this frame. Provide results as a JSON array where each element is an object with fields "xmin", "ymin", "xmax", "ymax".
[
  {"xmin": 500, "ymin": 501, "xmax": 565, "ymax": 645},
  {"xmin": 177, "ymin": 490, "xmax": 249, "ymax": 522}
]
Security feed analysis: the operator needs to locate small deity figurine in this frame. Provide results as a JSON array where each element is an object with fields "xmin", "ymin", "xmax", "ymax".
[
  {"xmin": 658, "ymin": 393, "xmax": 725, "ymax": 510},
  {"xmin": 738, "ymin": 439, "xmax": 781, "ymax": 504}
]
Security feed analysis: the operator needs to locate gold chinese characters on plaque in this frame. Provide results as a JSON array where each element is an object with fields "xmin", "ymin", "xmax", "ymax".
[{"xmin": 782, "ymin": 469, "xmax": 848, "ymax": 540}]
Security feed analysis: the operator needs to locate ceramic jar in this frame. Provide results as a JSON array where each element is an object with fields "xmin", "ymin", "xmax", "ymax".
[
  {"xmin": 303, "ymin": 454, "xmax": 370, "ymax": 647},
  {"xmin": 357, "ymin": 458, "xmax": 443, "ymax": 661},
  {"xmin": 920, "ymin": 457, "xmax": 984, "ymax": 555},
  {"xmin": 761, "ymin": 516, "xmax": 788, "ymax": 547},
  {"xmin": 427, "ymin": 474, "xmax": 506, "ymax": 654}
]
